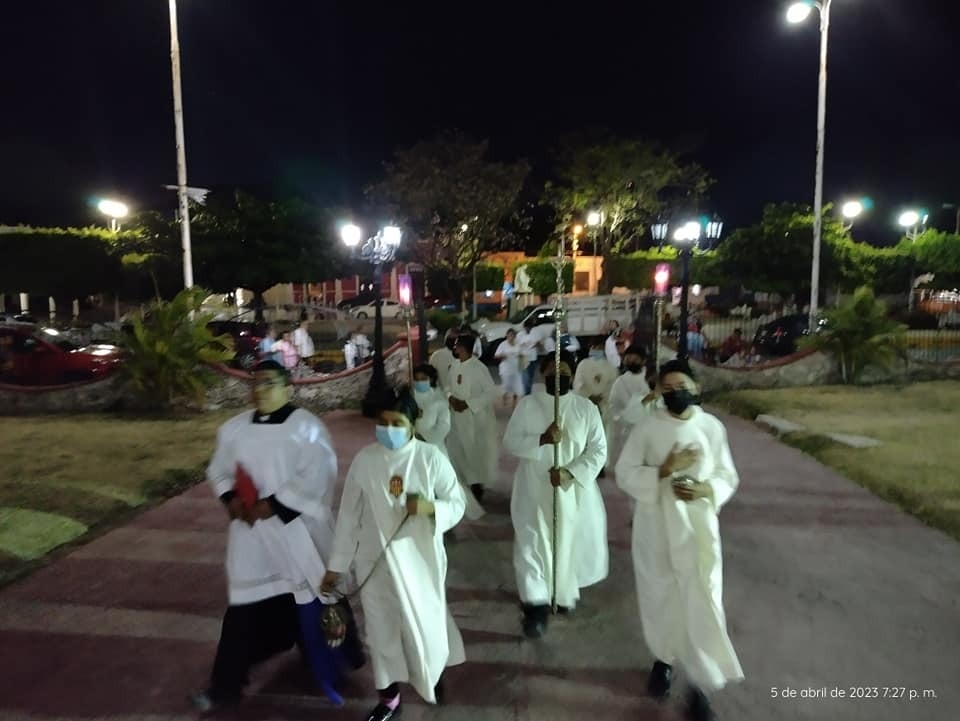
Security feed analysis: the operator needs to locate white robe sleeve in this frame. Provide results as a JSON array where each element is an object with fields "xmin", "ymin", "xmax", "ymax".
[
  {"xmin": 328, "ymin": 458, "xmax": 364, "ymax": 573},
  {"xmin": 274, "ymin": 415, "xmax": 338, "ymax": 518},
  {"xmin": 429, "ymin": 449, "xmax": 466, "ymax": 534},
  {"xmin": 573, "ymin": 363, "xmax": 589, "ymax": 395},
  {"xmin": 703, "ymin": 419, "xmax": 739, "ymax": 511},
  {"xmin": 464, "ymin": 362, "xmax": 495, "ymax": 415},
  {"xmin": 614, "ymin": 418, "xmax": 662, "ymax": 504},
  {"xmin": 503, "ymin": 398, "xmax": 544, "ymax": 462},
  {"xmin": 206, "ymin": 421, "xmax": 239, "ymax": 498},
  {"xmin": 565, "ymin": 403, "xmax": 607, "ymax": 488}
]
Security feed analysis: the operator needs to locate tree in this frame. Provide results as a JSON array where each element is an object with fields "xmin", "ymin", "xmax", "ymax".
[
  {"xmin": 522, "ymin": 261, "xmax": 575, "ymax": 302},
  {"xmin": 801, "ymin": 286, "xmax": 907, "ymax": 384},
  {"xmin": 366, "ymin": 131, "xmax": 530, "ymax": 310},
  {"xmin": 901, "ymin": 230, "xmax": 960, "ymax": 287},
  {"xmin": 716, "ymin": 202, "xmax": 849, "ymax": 298},
  {"xmin": 188, "ymin": 190, "xmax": 347, "ymax": 319},
  {"xmin": 545, "ymin": 132, "xmax": 712, "ymax": 292},
  {"xmin": 121, "ymin": 287, "xmax": 235, "ymax": 409}
]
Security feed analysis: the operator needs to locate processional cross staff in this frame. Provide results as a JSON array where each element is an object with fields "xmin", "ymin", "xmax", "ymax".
[{"xmin": 548, "ymin": 228, "xmax": 573, "ymax": 613}]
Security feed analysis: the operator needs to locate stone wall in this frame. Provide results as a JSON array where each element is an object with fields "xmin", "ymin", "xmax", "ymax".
[
  {"xmin": 205, "ymin": 341, "xmax": 412, "ymax": 413},
  {"xmin": 0, "ymin": 373, "xmax": 125, "ymax": 414},
  {"xmin": 689, "ymin": 350, "xmax": 839, "ymax": 394}
]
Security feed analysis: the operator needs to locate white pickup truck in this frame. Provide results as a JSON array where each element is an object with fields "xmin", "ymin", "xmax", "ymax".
[{"xmin": 473, "ymin": 294, "xmax": 643, "ymax": 359}]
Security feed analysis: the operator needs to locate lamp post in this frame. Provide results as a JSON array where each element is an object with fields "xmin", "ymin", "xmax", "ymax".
[
  {"xmin": 899, "ymin": 210, "xmax": 928, "ymax": 312},
  {"xmin": 398, "ymin": 273, "xmax": 415, "ymax": 385},
  {"xmin": 97, "ymin": 199, "xmax": 129, "ymax": 232},
  {"xmin": 168, "ymin": 0, "xmax": 194, "ymax": 289},
  {"xmin": 341, "ymin": 223, "xmax": 403, "ymax": 417},
  {"xmin": 672, "ymin": 221, "xmax": 701, "ymax": 360},
  {"xmin": 787, "ymin": 0, "xmax": 833, "ymax": 331},
  {"xmin": 653, "ymin": 263, "xmax": 670, "ymax": 372},
  {"xmin": 841, "ymin": 199, "xmax": 864, "ymax": 231}
]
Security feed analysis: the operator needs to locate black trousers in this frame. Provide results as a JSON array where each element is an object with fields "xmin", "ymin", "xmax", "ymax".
[{"xmin": 209, "ymin": 594, "xmax": 300, "ymax": 699}]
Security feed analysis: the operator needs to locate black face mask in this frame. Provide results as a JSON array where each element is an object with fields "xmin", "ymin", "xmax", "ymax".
[
  {"xmin": 545, "ymin": 375, "xmax": 572, "ymax": 396},
  {"xmin": 662, "ymin": 389, "xmax": 697, "ymax": 415},
  {"xmin": 625, "ymin": 363, "xmax": 644, "ymax": 374}
]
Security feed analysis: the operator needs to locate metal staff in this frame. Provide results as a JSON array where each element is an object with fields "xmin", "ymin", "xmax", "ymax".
[
  {"xmin": 654, "ymin": 298, "xmax": 663, "ymax": 375},
  {"xmin": 549, "ymin": 235, "xmax": 568, "ymax": 614}
]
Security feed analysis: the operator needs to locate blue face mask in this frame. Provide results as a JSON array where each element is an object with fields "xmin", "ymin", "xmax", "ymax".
[
  {"xmin": 589, "ymin": 350, "xmax": 604, "ymax": 360},
  {"xmin": 376, "ymin": 425, "xmax": 410, "ymax": 450},
  {"xmin": 413, "ymin": 380, "xmax": 431, "ymax": 393}
]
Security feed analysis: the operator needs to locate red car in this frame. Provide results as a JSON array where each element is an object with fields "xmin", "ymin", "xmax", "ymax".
[{"xmin": 0, "ymin": 325, "xmax": 123, "ymax": 386}]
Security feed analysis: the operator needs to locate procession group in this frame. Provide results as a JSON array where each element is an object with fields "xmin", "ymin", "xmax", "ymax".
[{"xmin": 191, "ymin": 322, "xmax": 744, "ymax": 721}]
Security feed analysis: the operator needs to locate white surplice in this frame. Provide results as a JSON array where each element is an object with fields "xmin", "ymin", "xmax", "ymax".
[
  {"xmin": 495, "ymin": 340, "xmax": 525, "ymax": 397},
  {"xmin": 429, "ymin": 347, "xmax": 455, "ymax": 392},
  {"xmin": 573, "ymin": 355, "xmax": 619, "ymax": 463},
  {"xmin": 505, "ymin": 390, "xmax": 608, "ymax": 607},
  {"xmin": 414, "ymin": 386, "xmax": 452, "ymax": 452},
  {"xmin": 206, "ymin": 408, "xmax": 337, "ymax": 605},
  {"xmin": 445, "ymin": 356, "xmax": 497, "ymax": 519},
  {"xmin": 328, "ymin": 438, "xmax": 467, "ymax": 703},
  {"xmin": 608, "ymin": 370, "xmax": 651, "ymax": 459},
  {"xmin": 614, "ymin": 406, "xmax": 744, "ymax": 693}
]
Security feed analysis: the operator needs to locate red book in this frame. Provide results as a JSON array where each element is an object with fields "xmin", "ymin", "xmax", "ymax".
[{"xmin": 234, "ymin": 464, "xmax": 259, "ymax": 509}]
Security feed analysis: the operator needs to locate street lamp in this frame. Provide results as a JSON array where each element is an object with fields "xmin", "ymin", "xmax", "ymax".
[
  {"xmin": 704, "ymin": 215, "xmax": 724, "ymax": 250},
  {"xmin": 340, "ymin": 223, "xmax": 404, "ymax": 417},
  {"xmin": 672, "ymin": 221, "xmax": 701, "ymax": 360},
  {"xmin": 786, "ymin": 0, "xmax": 833, "ymax": 331},
  {"xmin": 840, "ymin": 199, "xmax": 864, "ymax": 231},
  {"xmin": 97, "ymin": 199, "xmax": 129, "ymax": 232},
  {"xmin": 899, "ymin": 210, "xmax": 927, "ymax": 241},
  {"xmin": 168, "ymin": 0, "xmax": 194, "ymax": 289}
]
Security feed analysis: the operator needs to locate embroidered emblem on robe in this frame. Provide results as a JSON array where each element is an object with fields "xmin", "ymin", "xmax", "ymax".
[
  {"xmin": 457, "ymin": 374, "xmax": 462, "ymax": 385},
  {"xmin": 389, "ymin": 475, "xmax": 403, "ymax": 498}
]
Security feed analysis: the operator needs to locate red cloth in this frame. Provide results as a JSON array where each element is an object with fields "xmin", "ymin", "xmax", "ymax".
[{"xmin": 234, "ymin": 464, "xmax": 259, "ymax": 509}]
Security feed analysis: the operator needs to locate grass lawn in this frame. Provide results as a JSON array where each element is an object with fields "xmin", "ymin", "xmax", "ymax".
[
  {"xmin": 712, "ymin": 381, "xmax": 960, "ymax": 541},
  {"xmin": 0, "ymin": 410, "xmax": 236, "ymax": 585}
]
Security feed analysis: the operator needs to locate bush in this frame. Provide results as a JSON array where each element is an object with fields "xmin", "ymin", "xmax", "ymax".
[
  {"xmin": 426, "ymin": 309, "xmax": 461, "ymax": 335},
  {"xmin": 122, "ymin": 287, "xmax": 236, "ymax": 408}
]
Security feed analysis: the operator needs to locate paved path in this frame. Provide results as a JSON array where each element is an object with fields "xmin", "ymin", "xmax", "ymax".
[{"xmin": 1, "ymin": 406, "xmax": 958, "ymax": 721}]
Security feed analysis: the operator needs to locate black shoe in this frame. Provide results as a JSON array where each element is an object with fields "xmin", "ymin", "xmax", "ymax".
[
  {"xmin": 521, "ymin": 604, "xmax": 548, "ymax": 639},
  {"xmin": 434, "ymin": 677, "xmax": 446, "ymax": 706},
  {"xmin": 189, "ymin": 688, "xmax": 240, "ymax": 713},
  {"xmin": 366, "ymin": 699, "xmax": 402, "ymax": 721},
  {"xmin": 687, "ymin": 688, "xmax": 717, "ymax": 721},
  {"xmin": 647, "ymin": 661, "xmax": 672, "ymax": 699},
  {"xmin": 470, "ymin": 484, "xmax": 485, "ymax": 504}
]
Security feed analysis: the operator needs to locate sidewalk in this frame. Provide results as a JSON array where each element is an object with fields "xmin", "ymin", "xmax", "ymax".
[{"xmin": 0, "ymin": 406, "xmax": 957, "ymax": 721}]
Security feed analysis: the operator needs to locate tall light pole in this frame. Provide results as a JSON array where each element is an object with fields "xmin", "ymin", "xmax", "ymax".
[
  {"xmin": 341, "ymin": 223, "xmax": 403, "ymax": 417},
  {"xmin": 168, "ymin": 0, "xmax": 194, "ymax": 289},
  {"xmin": 899, "ymin": 209, "xmax": 928, "ymax": 312},
  {"xmin": 672, "ymin": 221, "xmax": 701, "ymax": 361},
  {"xmin": 841, "ymin": 199, "xmax": 864, "ymax": 231},
  {"xmin": 787, "ymin": 0, "xmax": 833, "ymax": 330}
]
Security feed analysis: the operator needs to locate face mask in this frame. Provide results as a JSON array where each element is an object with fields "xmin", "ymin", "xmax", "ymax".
[
  {"xmin": 413, "ymin": 380, "xmax": 431, "ymax": 393},
  {"xmin": 589, "ymin": 350, "xmax": 604, "ymax": 360},
  {"xmin": 625, "ymin": 363, "xmax": 644, "ymax": 374},
  {"xmin": 545, "ymin": 375, "xmax": 571, "ymax": 396},
  {"xmin": 662, "ymin": 389, "xmax": 697, "ymax": 415},
  {"xmin": 375, "ymin": 425, "xmax": 410, "ymax": 450}
]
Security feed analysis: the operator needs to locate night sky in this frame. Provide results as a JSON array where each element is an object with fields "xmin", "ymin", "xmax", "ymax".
[{"xmin": 2, "ymin": 0, "xmax": 958, "ymax": 245}]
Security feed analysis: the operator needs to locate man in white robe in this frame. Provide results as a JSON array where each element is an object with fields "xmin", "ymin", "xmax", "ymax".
[
  {"xmin": 573, "ymin": 339, "xmax": 619, "ymax": 474},
  {"xmin": 608, "ymin": 345, "xmax": 652, "ymax": 459},
  {"xmin": 615, "ymin": 359, "xmax": 743, "ymax": 721},
  {"xmin": 429, "ymin": 332, "xmax": 457, "ymax": 392},
  {"xmin": 193, "ymin": 360, "xmax": 357, "ymax": 711},
  {"xmin": 323, "ymin": 392, "xmax": 466, "ymax": 720},
  {"xmin": 505, "ymin": 350, "xmax": 607, "ymax": 638},
  {"xmin": 445, "ymin": 335, "xmax": 497, "ymax": 515}
]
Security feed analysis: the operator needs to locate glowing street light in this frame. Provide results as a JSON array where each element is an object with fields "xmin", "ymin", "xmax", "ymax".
[
  {"xmin": 842, "ymin": 200, "xmax": 863, "ymax": 220},
  {"xmin": 586, "ymin": 211, "xmax": 602, "ymax": 227},
  {"xmin": 785, "ymin": 0, "xmax": 833, "ymax": 331},
  {"xmin": 898, "ymin": 210, "xmax": 928, "ymax": 242},
  {"xmin": 898, "ymin": 210, "xmax": 921, "ymax": 228},
  {"xmin": 97, "ymin": 199, "xmax": 129, "ymax": 231},
  {"xmin": 340, "ymin": 223, "xmax": 362, "ymax": 247}
]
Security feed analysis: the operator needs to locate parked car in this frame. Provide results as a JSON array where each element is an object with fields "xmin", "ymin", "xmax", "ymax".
[
  {"xmin": 206, "ymin": 320, "xmax": 269, "ymax": 370},
  {"xmin": 0, "ymin": 325, "xmax": 122, "ymax": 386},
  {"xmin": 752, "ymin": 314, "xmax": 824, "ymax": 357},
  {"xmin": 337, "ymin": 291, "xmax": 379, "ymax": 311},
  {"xmin": 349, "ymin": 299, "xmax": 403, "ymax": 319}
]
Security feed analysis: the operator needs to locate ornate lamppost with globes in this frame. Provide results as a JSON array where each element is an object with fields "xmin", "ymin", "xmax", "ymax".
[{"xmin": 340, "ymin": 223, "xmax": 403, "ymax": 417}]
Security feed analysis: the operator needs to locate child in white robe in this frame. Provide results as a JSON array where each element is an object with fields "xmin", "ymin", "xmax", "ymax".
[
  {"xmin": 323, "ymin": 391, "xmax": 467, "ymax": 721},
  {"xmin": 495, "ymin": 328, "xmax": 525, "ymax": 407},
  {"xmin": 412, "ymin": 363, "xmax": 451, "ymax": 451},
  {"xmin": 615, "ymin": 359, "xmax": 743, "ymax": 721}
]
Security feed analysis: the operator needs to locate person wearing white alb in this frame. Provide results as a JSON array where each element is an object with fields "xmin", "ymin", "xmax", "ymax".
[
  {"xmin": 293, "ymin": 316, "xmax": 315, "ymax": 360},
  {"xmin": 411, "ymin": 364, "xmax": 451, "ymax": 451},
  {"xmin": 573, "ymin": 339, "xmax": 619, "ymax": 473},
  {"xmin": 429, "ymin": 332, "xmax": 458, "ymax": 392},
  {"xmin": 608, "ymin": 345, "xmax": 651, "ymax": 459},
  {"xmin": 604, "ymin": 321, "xmax": 623, "ymax": 370},
  {"xmin": 615, "ymin": 359, "xmax": 743, "ymax": 721},
  {"xmin": 495, "ymin": 328, "xmax": 525, "ymax": 407}
]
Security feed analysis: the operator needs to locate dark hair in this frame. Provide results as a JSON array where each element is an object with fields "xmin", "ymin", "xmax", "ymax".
[
  {"xmin": 381, "ymin": 388, "xmax": 420, "ymax": 426},
  {"xmin": 454, "ymin": 334, "xmax": 473, "ymax": 352},
  {"xmin": 658, "ymin": 358, "xmax": 696, "ymax": 383},
  {"xmin": 413, "ymin": 363, "xmax": 438, "ymax": 387},
  {"xmin": 623, "ymin": 345, "xmax": 647, "ymax": 359},
  {"xmin": 299, "ymin": 310, "xmax": 309, "ymax": 322},
  {"xmin": 253, "ymin": 359, "xmax": 291, "ymax": 385},
  {"xmin": 540, "ymin": 349, "xmax": 577, "ymax": 375}
]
